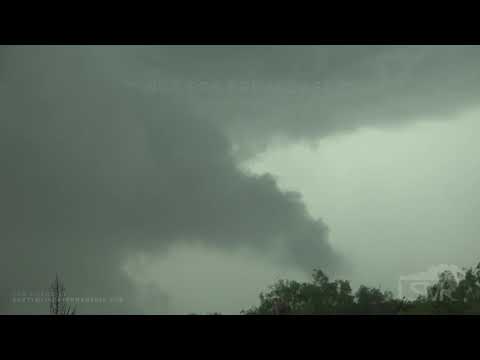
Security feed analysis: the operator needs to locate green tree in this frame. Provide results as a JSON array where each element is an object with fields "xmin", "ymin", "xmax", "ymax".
[{"xmin": 243, "ymin": 262, "xmax": 480, "ymax": 315}]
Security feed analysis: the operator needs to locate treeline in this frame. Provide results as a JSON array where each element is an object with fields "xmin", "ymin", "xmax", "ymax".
[
  {"xmin": 48, "ymin": 262, "xmax": 480, "ymax": 315},
  {"xmin": 241, "ymin": 262, "xmax": 480, "ymax": 315}
]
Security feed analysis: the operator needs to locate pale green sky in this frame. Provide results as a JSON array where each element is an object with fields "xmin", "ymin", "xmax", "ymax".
[
  {"xmin": 246, "ymin": 107, "xmax": 480, "ymax": 293},
  {"xmin": 123, "ymin": 107, "xmax": 480, "ymax": 314},
  {"xmin": 3, "ymin": 46, "xmax": 480, "ymax": 314}
]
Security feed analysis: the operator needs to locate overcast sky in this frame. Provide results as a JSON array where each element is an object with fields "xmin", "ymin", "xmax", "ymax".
[{"xmin": 1, "ymin": 45, "xmax": 480, "ymax": 314}]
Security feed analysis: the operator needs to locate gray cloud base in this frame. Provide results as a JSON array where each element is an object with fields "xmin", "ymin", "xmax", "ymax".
[{"xmin": 1, "ymin": 45, "xmax": 479, "ymax": 313}]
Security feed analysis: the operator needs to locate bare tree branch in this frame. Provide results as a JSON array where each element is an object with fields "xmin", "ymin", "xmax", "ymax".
[{"xmin": 48, "ymin": 274, "xmax": 76, "ymax": 315}]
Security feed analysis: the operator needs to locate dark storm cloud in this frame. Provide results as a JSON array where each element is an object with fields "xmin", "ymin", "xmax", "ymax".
[
  {"xmin": 0, "ymin": 46, "xmax": 335, "ymax": 313},
  {"xmin": 123, "ymin": 45, "xmax": 480, "ymax": 155},
  {"xmin": 1, "ymin": 45, "xmax": 479, "ymax": 313}
]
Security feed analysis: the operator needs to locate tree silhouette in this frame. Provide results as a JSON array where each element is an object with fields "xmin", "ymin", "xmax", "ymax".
[
  {"xmin": 49, "ymin": 274, "xmax": 76, "ymax": 315},
  {"xmin": 243, "ymin": 262, "xmax": 480, "ymax": 315}
]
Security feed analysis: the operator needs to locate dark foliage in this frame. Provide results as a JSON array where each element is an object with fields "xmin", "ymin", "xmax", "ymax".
[{"xmin": 242, "ymin": 262, "xmax": 480, "ymax": 315}]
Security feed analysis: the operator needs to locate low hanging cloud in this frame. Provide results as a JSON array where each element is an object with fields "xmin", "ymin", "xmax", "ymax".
[
  {"xmin": 1, "ymin": 45, "xmax": 480, "ymax": 313},
  {"xmin": 119, "ymin": 45, "xmax": 480, "ymax": 152},
  {"xmin": 0, "ymin": 46, "xmax": 336, "ymax": 313}
]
